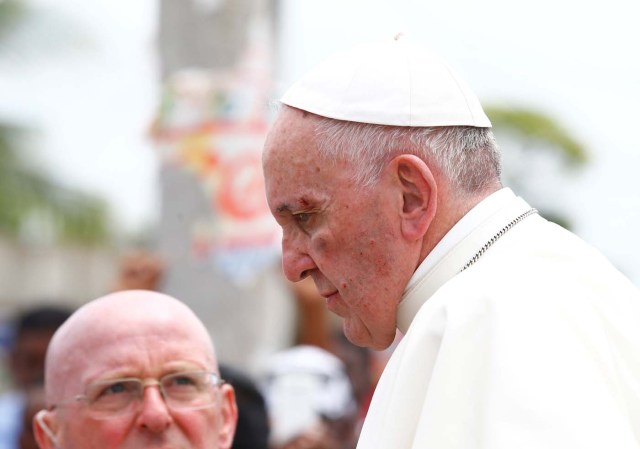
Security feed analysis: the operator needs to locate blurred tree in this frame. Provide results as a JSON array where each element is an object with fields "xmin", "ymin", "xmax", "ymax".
[
  {"xmin": 0, "ymin": 0, "xmax": 23, "ymax": 42},
  {"xmin": 485, "ymin": 106, "xmax": 588, "ymax": 229},
  {"xmin": 0, "ymin": 124, "xmax": 109, "ymax": 244},
  {"xmin": 0, "ymin": 1, "xmax": 109, "ymax": 245},
  {"xmin": 486, "ymin": 106, "xmax": 587, "ymax": 165}
]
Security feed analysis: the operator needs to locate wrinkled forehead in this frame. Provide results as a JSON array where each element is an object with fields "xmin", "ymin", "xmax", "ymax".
[
  {"xmin": 78, "ymin": 318, "xmax": 214, "ymax": 371},
  {"xmin": 77, "ymin": 311, "xmax": 213, "ymax": 352}
]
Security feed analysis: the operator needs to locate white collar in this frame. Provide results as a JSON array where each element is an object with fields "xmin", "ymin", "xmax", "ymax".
[
  {"xmin": 397, "ymin": 188, "xmax": 535, "ymax": 333},
  {"xmin": 406, "ymin": 187, "xmax": 516, "ymax": 292}
]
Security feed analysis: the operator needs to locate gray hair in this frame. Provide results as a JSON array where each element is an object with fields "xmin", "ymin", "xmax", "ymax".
[{"xmin": 314, "ymin": 116, "xmax": 502, "ymax": 193}]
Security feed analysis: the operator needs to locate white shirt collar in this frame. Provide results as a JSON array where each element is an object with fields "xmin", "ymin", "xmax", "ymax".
[{"xmin": 405, "ymin": 187, "xmax": 516, "ymax": 292}]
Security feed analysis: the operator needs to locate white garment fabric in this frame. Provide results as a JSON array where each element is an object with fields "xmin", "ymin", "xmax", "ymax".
[{"xmin": 357, "ymin": 189, "xmax": 640, "ymax": 449}]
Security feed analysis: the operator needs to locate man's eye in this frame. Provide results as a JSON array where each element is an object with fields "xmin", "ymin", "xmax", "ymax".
[
  {"xmin": 168, "ymin": 375, "xmax": 199, "ymax": 388},
  {"xmin": 294, "ymin": 213, "xmax": 311, "ymax": 223},
  {"xmin": 97, "ymin": 381, "xmax": 129, "ymax": 398}
]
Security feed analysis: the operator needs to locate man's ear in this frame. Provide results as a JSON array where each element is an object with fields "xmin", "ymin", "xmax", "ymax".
[
  {"xmin": 33, "ymin": 410, "xmax": 60, "ymax": 449},
  {"xmin": 386, "ymin": 154, "xmax": 437, "ymax": 241},
  {"xmin": 218, "ymin": 384, "xmax": 238, "ymax": 449}
]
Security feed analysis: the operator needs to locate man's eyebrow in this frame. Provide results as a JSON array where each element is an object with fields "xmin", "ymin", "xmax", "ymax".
[
  {"xmin": 275, "ymin": 204, "xmax": 291, "ymax": 213},
  {"xmin": 275, "ymin": 197, "xmax": 312, "ymax": 214}
]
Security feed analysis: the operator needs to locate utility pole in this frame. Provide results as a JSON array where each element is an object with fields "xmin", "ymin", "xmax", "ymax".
[{"xmin": 154, "ymin": 0, "xmax": 294, "ymax": 375}]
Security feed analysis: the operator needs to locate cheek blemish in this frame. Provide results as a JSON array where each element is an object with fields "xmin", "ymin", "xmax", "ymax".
[
  {"xmin": 313, "ymin": 237, "xmax": 326, "ymax": 250},
  {"xmin": 341, "ymin": 283, "xmax": 347, "ymax": 289}
]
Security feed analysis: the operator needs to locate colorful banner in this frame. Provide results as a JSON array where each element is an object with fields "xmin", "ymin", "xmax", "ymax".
[{"xmin": 152, "ymin": 37, "xmax": 280, "ymax": 283}]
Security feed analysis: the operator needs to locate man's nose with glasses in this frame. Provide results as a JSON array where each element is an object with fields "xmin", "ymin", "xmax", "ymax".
[{"xmin": 47, "ymin": 371, "xmax": 226, "ymax": 420}]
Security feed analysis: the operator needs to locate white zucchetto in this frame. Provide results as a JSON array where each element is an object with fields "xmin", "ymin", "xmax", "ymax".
[{"xmin": 281, "ymin": 35, "xmax": 491, "ymax": 128}]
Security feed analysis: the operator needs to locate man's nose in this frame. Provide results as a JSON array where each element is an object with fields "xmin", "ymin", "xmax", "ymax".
[
  {"xmin": 134, "ymin": 385, "xmax": 172, "ymax": 433},
  {"xmin": 282, "ymin": 233, "xmax": 316, "ymax": 282}
]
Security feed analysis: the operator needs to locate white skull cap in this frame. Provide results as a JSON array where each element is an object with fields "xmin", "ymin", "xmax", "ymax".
[{"xmin": 281, "ymin": 34, "xmax": 491, "ymax": 127}]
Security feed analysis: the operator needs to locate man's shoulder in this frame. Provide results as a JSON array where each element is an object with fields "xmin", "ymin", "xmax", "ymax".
[{"xmin": 461, "ymin": 215, "xmax": 636, "ymax": 294}]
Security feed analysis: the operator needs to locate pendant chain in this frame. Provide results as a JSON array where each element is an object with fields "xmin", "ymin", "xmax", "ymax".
[{"xmin": 460, "ymin": 208, "xmax": 538, "ymax": 272}]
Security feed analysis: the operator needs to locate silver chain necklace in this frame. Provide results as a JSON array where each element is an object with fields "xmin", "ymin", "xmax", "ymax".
[{"xmin": 460, "ymin": 208, "xmax": 538, "ymax": 272}]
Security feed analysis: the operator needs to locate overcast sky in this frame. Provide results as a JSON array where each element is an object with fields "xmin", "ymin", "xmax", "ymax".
[{"xmin": 0, "ymin": 0, "xmax": 638, "ymax": 283}]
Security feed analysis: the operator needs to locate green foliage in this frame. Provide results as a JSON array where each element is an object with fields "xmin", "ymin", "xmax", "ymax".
[
  {"xmin": 484, "ymin": 105, "xmax": 590, "ymax": 231},
  {"xmin": 0, "ymin": 4, "xmax": 110, "ymax": 245},
  {"xmin": 0, "ymin": 0, "xmax": 25, "ymax": 41},
  {"xmin": 0, "ymin": 124, "xmax": 110, "ymax": 245},
  {"xmin": 485, "ymin": 105, "xmax": 588, "ymax": 166}
]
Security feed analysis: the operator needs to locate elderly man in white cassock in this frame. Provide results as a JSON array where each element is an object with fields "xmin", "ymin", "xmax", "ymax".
[{"xmin": 261, "ymin": 35, "xmax": 640, "ymax": 449}]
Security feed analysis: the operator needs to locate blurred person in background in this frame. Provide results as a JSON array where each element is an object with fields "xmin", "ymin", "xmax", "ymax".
[
  {"xmin": 32, "ymin": 290, "xmax": 237, "ymax": 449},
  {"xmin": 220, "ymin": 364, "xmax": 270, "ymax": 449},
  {"xmin": 112, "ymin": 249, "xmax": 165, "ymax": 292},
  {"xmin": 262, "ymin": 35, "xmax": 640, "ymax": 448},
  {"xmin": 0, "ymin": 305, "xmax": 71, "ymax": 449},
  {"xmin": 289, "ymin": 278, "xmax": 333, "ymax": 351},
  {"xmin": 260, "ymin": 345, "xmax": 358, "ymax": 449},
  {"xmin": 17, "ymin": 387, "xmax": 45, "ymax": 449},
  {"xmin": 328, "ymin": 332, "xmax": 374, "ymax": 437}
]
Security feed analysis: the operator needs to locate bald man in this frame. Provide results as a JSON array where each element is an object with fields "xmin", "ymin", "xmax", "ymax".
[{"xmin": 32, "ymin": 290, "xmax": 237, "ymax": 449}]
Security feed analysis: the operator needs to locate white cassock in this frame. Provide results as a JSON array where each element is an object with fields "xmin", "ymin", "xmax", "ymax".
[{"xmin": 357, "ymin": 188, "xmax": 640, "ymax": 449}]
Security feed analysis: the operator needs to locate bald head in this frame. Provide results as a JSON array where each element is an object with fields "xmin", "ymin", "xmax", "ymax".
[
  {"xmin": 35, "ymin": 290, "xmax": 237, "ymax": 449},
  {"xmin": 44, "ymin": 290, "xmax": 217, "ymax": 406}
]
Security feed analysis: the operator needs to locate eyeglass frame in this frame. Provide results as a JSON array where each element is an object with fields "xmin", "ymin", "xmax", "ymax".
[{"xmin": 48, "ymin": 370, "xmax": 227, "ymax": 420}]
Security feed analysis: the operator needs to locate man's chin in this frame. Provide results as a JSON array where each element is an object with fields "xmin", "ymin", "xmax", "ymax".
[{"xmin": 342, "ymin": 321, "xmax": 394, "ymax": 350}]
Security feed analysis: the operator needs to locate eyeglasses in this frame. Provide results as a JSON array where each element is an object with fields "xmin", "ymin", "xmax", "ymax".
[{"xmin": 52, "ymin": 371, "xmax": 225, "ymax": 420}]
